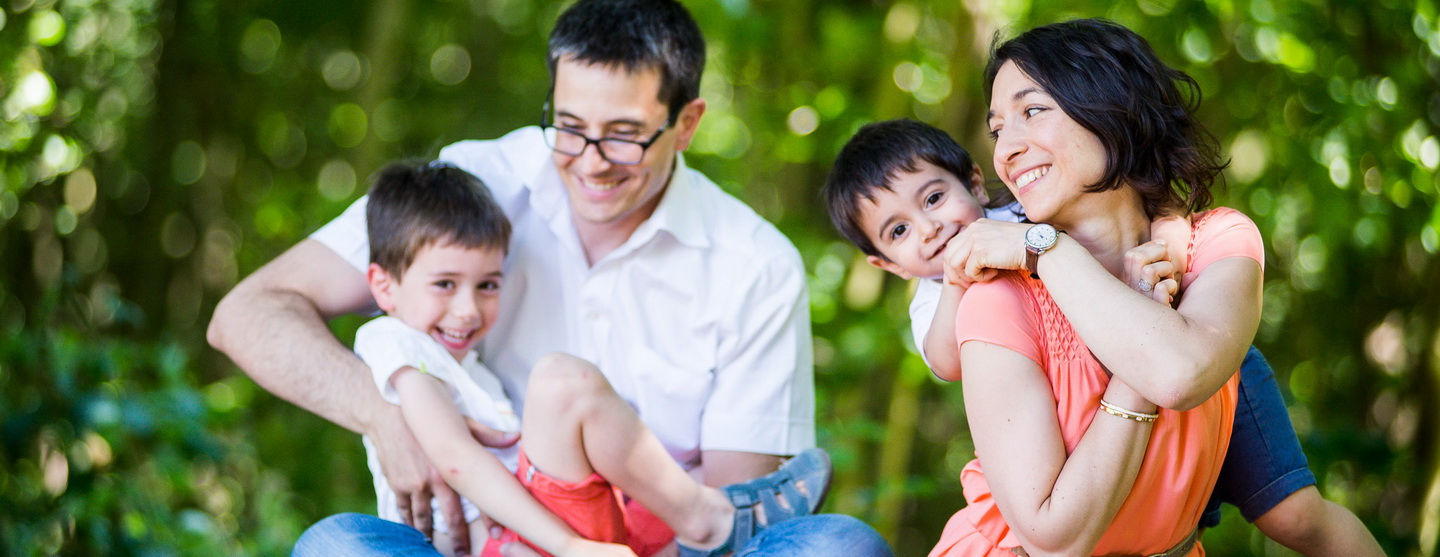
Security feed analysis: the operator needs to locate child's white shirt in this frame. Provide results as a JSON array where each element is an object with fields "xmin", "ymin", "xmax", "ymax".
[
  {"xmin": 909, "ymin": 203, "xmax": 1025, "ymax": 369},
  {"xmin": 356, "ymin": 315, "xmax": 521, "ymax": 531}
]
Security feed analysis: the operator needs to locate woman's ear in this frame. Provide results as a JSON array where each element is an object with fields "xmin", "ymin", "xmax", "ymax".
[{"xmin": 367, "ymin": 263, "xmax": 398, "ymax": 313}]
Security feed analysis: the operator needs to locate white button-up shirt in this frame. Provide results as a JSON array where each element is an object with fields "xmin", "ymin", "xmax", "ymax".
[{"xmin": 313, "ymin": 127, "xmax": 815, "ymax": 469}]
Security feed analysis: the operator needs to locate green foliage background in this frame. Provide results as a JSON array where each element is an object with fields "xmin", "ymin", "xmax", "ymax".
[{"xmin": 2, "ymin": 0, "xmax": 1437, "ymax": 554}]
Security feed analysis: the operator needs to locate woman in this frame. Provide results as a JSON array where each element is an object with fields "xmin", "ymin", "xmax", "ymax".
[{"xmin": 928, "ymin": 19, "xmax": 1258, "ymax": 555}]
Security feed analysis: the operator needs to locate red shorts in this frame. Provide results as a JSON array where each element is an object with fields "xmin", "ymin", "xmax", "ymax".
[{"xmin": 480, "ymin": 448, "xmax": 674, "ymax": 557}]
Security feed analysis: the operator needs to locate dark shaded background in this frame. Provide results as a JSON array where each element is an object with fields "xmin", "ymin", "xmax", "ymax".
[{"xmin": 2, "ymin": 0, "xmax": 1437, "ymax": 554}]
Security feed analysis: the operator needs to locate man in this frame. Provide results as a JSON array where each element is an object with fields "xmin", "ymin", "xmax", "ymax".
[{"xmin": 209, "ymin": 1, "xmax": 892, "ymax": 555}]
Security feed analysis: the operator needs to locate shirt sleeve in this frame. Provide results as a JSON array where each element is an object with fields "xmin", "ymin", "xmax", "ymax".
[
  {"xmin": 909, "ymin": 279, "xmax": 943, "ymax": 368},
  {"xmin": 953, "ymin": 274, "xmax": 1044, "ymax": 374},
  {"xmin": 309, "ymin": 195, "xmax": 371, "ymax": 273},
  {"xmin": 1189, "ymin": 207, "xmax": 1265, "ymax": 276},
  {"xmin": 702, "ymin": 252, "xmax": 815, "ymax": 456},
  {"xmin": 354, "ymin": 317, "xmax": 463, "ymax": 405}
]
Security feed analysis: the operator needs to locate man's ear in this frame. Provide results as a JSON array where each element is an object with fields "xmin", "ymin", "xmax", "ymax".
[
  {"xmin": 673, "ymin": 97, "xmax": 707, "ymax": 152},
  {"xmin": 967, "ymin": 162, "xmax": 989, "ymax": 205},
  {"xmin": 865, "ymin": 254, "xmax": 913, "ymax": 280},
  {"xmin": 367, "ymin": 263, "xmax": 398, "ymax": 313}
]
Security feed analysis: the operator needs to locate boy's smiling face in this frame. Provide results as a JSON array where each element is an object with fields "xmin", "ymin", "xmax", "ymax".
[
  {"xmin": 859, "ymin": 159, "xmax": 988, "ymax": 280},
  {"xmin": 367, "ymin": 242, "xmax": 505, "ymax": 362}
]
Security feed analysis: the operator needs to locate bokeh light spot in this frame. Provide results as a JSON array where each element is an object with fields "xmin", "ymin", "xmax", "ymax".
[
  {"xmin": 317, "ymin": 159, "xmax": 357, "ymax": 201},
  {"xmin": 171, "ymin": 141, "xmax": 207, "ymax": 185},
  {"xmin": 787, "ymin": 106, "xmax": 819, "ymax": 136},
  {"xmin": 430, "ymin": 44, "xmax": 471, "ymax": 86}
]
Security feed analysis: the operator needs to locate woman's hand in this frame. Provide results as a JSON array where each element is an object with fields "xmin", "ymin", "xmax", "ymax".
[{"xmin": 942, "ymin": 219, "xmax": 1032, "ymax": 287}]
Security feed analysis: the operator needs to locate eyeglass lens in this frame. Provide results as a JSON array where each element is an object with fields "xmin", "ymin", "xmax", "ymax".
[{"xmin": 544, "ymin": 128, "xmax": 646, "ymax": 165}]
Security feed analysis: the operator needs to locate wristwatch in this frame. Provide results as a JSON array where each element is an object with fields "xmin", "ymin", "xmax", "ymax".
[{"xmin": 1024, "ymin": 223, "xmax": 1060, "ymax": 279}]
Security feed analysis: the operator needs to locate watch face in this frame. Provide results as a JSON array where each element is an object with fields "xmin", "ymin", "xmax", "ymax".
[{"xmin": 1026, "ymin": 224, "xmax": 1058, "ymax": 248}]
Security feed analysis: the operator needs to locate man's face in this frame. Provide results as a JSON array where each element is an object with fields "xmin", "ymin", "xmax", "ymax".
[{"xmin": 549, "ymin": 58, "xmax": 703, "ymax": 236}]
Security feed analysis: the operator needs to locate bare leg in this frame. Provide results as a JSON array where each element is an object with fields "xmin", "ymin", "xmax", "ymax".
[
  {"xmin": 1252, "ymin": 486, "xmax": 1383, "ymax": 557},
  {"xmin": 521, "ymin": 353, "xmax": 733, "ymax": 549}
]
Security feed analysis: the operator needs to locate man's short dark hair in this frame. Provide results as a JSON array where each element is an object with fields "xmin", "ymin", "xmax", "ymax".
[
  {"xmin": 547, "ymin": 0, "xmax": 706, "ymax": 118},
  {"xmin": 366, "ymin": 160, "xmax": 511, "ymax": 277},
  {"xmin": 983, "ymin": 18, "xmax": 1226, "ymax": 218},
  {"xmin": 823, "ymin": 119, "xmax": 999, "ymax": 258}
]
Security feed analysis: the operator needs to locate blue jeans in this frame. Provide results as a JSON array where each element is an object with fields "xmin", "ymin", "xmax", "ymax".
[
  {"xmin": 1199, "ymin": 346, "xmax": 1318, "ymax": 527},
  {"xmin": 293, "ymin": 513, "xmax": 893, "ymax": 557}
]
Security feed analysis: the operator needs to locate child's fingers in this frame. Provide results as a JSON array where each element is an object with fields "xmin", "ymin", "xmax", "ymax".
[
  {"xmin": 1141, "ymin": 260, "xmax": 1176, "ymax": 284},
  {"xmin": 1152, "ymin": 278, "xmax": 1179, "ymax": 307}
]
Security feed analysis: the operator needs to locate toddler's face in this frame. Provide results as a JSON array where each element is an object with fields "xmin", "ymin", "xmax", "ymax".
[
  {"xmin": 369, "ymin": 242, "xmax": 505, "ymax": 362},
  {"xmin": 859, "ymin": 160, "xmax": 987, "ymax": 280}
]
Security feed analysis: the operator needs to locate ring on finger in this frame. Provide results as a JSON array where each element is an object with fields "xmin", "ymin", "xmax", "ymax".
[{"xmin": 1137, "ymin": 279, "xmax": 1153, "ymax": 293}]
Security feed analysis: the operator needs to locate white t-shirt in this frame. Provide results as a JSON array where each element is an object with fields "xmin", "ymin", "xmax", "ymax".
[
  {"xmin": 909, "ymin": 203, "xmax": 1025, "ymax": 369},
  {"xmin": 356, "ymin": 316, "xmax": 520, "ymax": 531},
  {"xmin": 313, "ymin": 127, "xmax": 815, "ymax": 470}
]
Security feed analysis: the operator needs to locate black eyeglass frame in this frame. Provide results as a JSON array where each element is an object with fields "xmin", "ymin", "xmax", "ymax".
[{"xmin": 538, "ymin": 100, "xmax": 679, "ymax": 166}]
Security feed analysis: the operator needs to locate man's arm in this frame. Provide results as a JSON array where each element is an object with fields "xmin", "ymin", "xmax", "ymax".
[
  {"xmin": 206, "ymin": 239, "xmax": 460, "ymax": 541},
  {"xmin": 208, "ymin": 239, "xmax": 379, "ymax": 429}
]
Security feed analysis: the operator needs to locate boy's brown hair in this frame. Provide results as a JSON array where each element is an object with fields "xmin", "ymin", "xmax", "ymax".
[{"xmin": 366, "ymin": 160, "xmax": 511, "ymax": 277}]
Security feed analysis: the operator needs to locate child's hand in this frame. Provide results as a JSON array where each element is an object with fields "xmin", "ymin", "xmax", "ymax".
[
  {"xmin": 1122, "ymin": 240, "xmax": 1179, "ymax": 307},
  {"xmin": 942, "ymin": 219, "xmax": 1030, "ymax": 287},
  {"xmin": 1124, "ymin": 214, "xmax": 1193, "ymax": 308}
]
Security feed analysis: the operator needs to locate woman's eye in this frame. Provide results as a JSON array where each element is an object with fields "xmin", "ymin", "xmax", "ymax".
[
  {"xmin": 1024, "ymin": 106, "xmax": 1045, "ymax": 118},
  {"xmin": 890, "ymin": 223, "xmax": 909, "ymax": 240},
  {"xmin": 434, "ymin": 280, "xmax": 455, "ymax": 290},
  {"xmin": 478, "ymin": 280, "xmax": 500, "ymax": 292}
]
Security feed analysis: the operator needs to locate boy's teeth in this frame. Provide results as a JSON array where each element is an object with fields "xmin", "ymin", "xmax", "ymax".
[{"xmin": 1017, "ymin": 166, "xmax": 1049, "ymax": 188}]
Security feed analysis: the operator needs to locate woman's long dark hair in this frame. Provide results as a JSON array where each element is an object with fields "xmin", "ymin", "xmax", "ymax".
[{"xmin": 984, "ymin": 19, "xmax": 1228, "ymax": 218}]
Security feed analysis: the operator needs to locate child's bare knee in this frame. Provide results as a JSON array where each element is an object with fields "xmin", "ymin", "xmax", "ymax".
[
  {"xmin": 529, "ymin": 352, "xmax": 608, "ymax": 402},
  {"xmin": 1255, "ymin": 487, "xmax": 1328, "ymax": 543}
]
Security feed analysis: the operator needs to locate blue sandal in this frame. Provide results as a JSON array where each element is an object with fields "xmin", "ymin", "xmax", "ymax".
[{"xmin": 678, "ymin": 447, "xmax": 833, "ymax": 557}]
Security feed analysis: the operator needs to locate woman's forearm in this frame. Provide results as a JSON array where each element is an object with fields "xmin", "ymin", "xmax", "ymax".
[
  {"xmin": 962, "ymin": 343, "xmax": 1155, "ymax": 555},
  {"xmin": 1036, "ymin": 238, "xmax": 1259, "ymax": 409}
]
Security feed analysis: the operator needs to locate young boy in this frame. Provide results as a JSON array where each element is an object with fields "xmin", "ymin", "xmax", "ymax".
[
  {"xmin": 357, "ymin": 161, "xmax": 830, "ymax": 557},
  {"xmin": 822, "ymin": 119, "xmax": 1382, "ymax": 556}
]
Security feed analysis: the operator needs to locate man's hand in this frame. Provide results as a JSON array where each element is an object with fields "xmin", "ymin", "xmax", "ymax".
[{"xmin": 370, "ymin": 405, "xmax": 441, "ymax": 536}]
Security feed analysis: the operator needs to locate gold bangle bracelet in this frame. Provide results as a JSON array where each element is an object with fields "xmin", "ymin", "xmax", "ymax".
[{"xmin": 1099, "ymin": 400, "xmax": 1159, "ymax": 423}]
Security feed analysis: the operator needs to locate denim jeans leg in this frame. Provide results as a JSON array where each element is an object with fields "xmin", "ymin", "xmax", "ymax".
[
  {"xmin": 292, "ymin": 513, "xmax": 444, "ymax": 557},
  {"xmin": 734, "ymin": 514, "xmax": 894, "ymax": 557}
]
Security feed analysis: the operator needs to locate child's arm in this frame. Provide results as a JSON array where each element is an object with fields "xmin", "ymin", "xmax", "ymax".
[
  {"xmin": 923, "ymin": 282, "xmax": 965, "ymax": 382},
  {"xmin": 391, "ymin": 368, "xmax": 637, "ymax": 557}
]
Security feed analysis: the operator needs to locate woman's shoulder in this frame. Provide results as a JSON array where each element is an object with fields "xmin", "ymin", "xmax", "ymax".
[
  {"xmin": 1192, "ymin": 207, "xmax": 1258, "ymax": 234},
  {"xmin": 1187, "ymin": 206, "xmax": 1265, "ymax": 272}
]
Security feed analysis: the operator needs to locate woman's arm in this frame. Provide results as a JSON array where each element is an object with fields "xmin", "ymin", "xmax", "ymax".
[
  {"xmin": 961, "ymin": 341, "xmax": 1156, "ymax": 555},
  {"xmin": 946, "ymin": 219, "xmax": 1260, "ymax": 410},
  {"xmin": 392, "ymin": 369, "xmax": 638, "ymax": 557}
]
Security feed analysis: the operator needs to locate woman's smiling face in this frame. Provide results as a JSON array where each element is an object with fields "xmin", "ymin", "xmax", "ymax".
[{"xmin": 987, "ymin": 60, "xmax": 1108, "ymax": 225}]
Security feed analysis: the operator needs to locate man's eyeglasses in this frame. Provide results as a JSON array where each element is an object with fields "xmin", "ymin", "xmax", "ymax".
[{"xmin": 539, "ymin": 102, "xmax": 674, "ymax": 166}]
